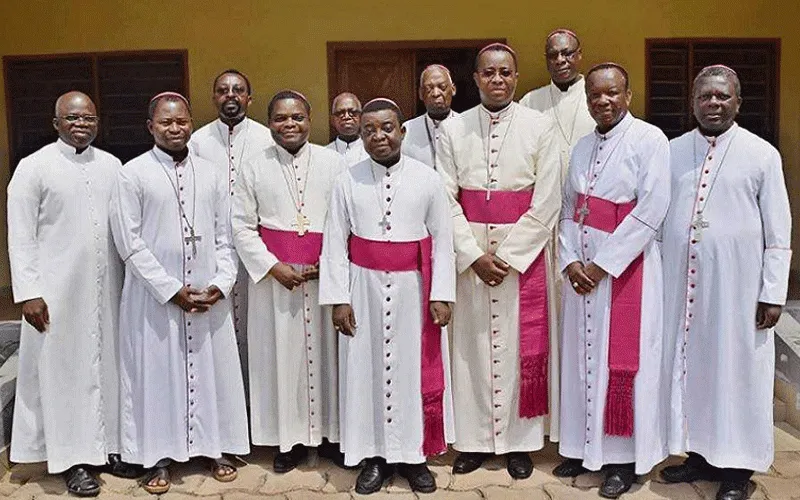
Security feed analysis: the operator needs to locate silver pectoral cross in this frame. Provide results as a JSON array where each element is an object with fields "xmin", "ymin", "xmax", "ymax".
[
  {"xmin": 577, "ymin": 204, "xmax": 590, "ymax": 225},
  {"xmin": 379, "ymin": 213, "xmax": 391, "ymax": 233},
  {"xmin": 691, "ymin": 212, "xmax": 710, "ymax": 241},
  {"xmin": 185, "ymin": 229, "xmax": 202, "ymax": 257},
  {"xmin": 293, "ymin": 212, "xmax": 310, "ymax": 236}
]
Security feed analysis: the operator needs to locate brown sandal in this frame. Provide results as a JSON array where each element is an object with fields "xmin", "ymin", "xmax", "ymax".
[
  {"xmin": 211, "ymin": 456, "xmax": 238, "ymax": 483},
  {"xmin": 141, "ymin": 466, "xmax": 170, "ymax": 494}
]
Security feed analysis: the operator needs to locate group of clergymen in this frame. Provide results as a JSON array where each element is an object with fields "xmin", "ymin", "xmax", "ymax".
[{"xmin": 6, "ymin": 28, "xmax": 792, "ymax": 500}]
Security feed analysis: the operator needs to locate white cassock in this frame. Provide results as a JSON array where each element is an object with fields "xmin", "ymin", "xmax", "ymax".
[
  {"xmin": 319, "ymin": 156, "xmax": 456, "ymax": 466},
  {"xmin": 191, "ymin": 117, "xmax": 274, "ymax": 392},
  {"xmin": 401, "ymin": 111, "xmax": 458, "ymax": 169},
  {"xmin": 110, "ymin": 146, "xmax": 249, "ymax": 468},
  {"xmin": 519, "ymin": 76, "xmax": 596, "ymax": 183},
  {"xmin": 8, "ymin": 139, "xmax": 123, "ymax": 474},
  {"xmin": 663, "ymin": 124, "xmax": 792, "ymax": 473},
  {"xmin": 438, "ymin": 102, "xmax": 562, "ymax": 453},
  {"xmin": 558, "ymin": 113, "xmax": 670, "ymax": 474},
  {"xmin": 232, "ymin": 143, "xmax": 346, "ymax": 450},
  {"xmin": 326, "ymin": 137, "xmax": 368, "ymax": 166}
]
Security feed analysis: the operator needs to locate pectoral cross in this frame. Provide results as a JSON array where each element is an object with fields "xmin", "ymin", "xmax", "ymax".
[
  {"xmin": 379, "ymin": 213, "xmax": 391, "ymax": 233},
  {"xmin": 293, "ymin": 212, "xmax": 310, "ymax": 236},
  {"xmin": 577, "ymin": 204, "xmax": 590, "ymax": 225},
  {"xmin": 184, "ymin": 228, "xmax": 202, "ymax": 257},
  {"xmin": 692, "ymin": 212, "xmax": 710, "ymax": 241}
]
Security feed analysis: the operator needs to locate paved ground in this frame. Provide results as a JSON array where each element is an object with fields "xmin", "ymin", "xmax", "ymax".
[{"xmin": 2, "ymin": 424, "xmax": 800, "ymax": 500}]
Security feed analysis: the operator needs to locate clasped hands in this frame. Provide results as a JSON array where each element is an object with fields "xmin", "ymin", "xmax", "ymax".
[
  {"xmin": 170, "ymin": 285, "xmax": 223, "ymax": 313},
  {"xmin": 565, "ymin": 261, "xmax": 607, "ymax": 295},
  {"xmin": 332, "ymin": 301, "xmax": 452, "ymax": 337},
  {"xmin": 471, "ymin": 253, "xmax": 510, "ymax": 287},
  {"xmin": 268, "ymin": 262, "xmax": 319, "ymax": 291}
]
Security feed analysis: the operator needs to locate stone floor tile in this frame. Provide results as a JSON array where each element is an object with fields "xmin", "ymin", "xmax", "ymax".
[
  {"xmin": 771, "ymin": 451, "xmax": 800, "ymax": 478},
  {"xmin": 427, "ymin": 463, "xmax": 453, "ymax": 490},
  {"xmin": 481, "ymin": 485, "xmax": 548, "ymax": 499},
  {"xmin": 418, "ymin": 490, "xmax": 481, "ymax": 499},
  {"xmin": 223, "ymin": 492, "xmax": 287, "ymax": 500},
  {"xmin": 160, "ymin": 493, "xmax": 221, "ymax": 500},
  {"xmin": 448, "ymin": 459, "xmax": 512, "ymax": 491},
  {"xmin": 8, "ymin": 462, "xmax": 48, "ymax": 483},
  {"xmin": 753, "ymin": 475, "xmax": 799, "ymax": 500},
  {"xmin": 319, "ymin": 463, "xmax": 358, "ymax": 493},
  {"xmin": 166, "ymin": 459, "xmax": 212, "ymax": 494},
  {"xmin": 194, "ymin": 463, "xmax": 267, "ymax": 495},
  {"xmin": 258, "ymin": 466, "xmax": 327, "ymax": 495},
  {"xmin": 775, "ymin": 423, "xmax": 800, "ymax": 452},
  {"xmin": 96, "ymin": 472, "xmax": 139, "ymax": 494},
  {"xmin": 0, "ymin": 479, "xmax": 21, "ymax": 496},
  {"xmin": 572, "ymin": 470, "xmax": 604, "ymax": 489},
  {"xmin": 95, "ymin": 493, "xmax": 145, "ymax": 500},
  {"xmin": 286, "ymin": 492, "xmax": 350, "ymax": 500},
  {"xmin": 351, "ymin": 491, "xmax": 415, "ymax": 500},
  {"xmin": 543, "ymin": 482, "xmax": 611, "ymax": 499},
  {"xmin": 11, "ymin": 472, "xmax": 67, "ymax": 495},
  {"xmin": 623, "ymin": 481, "xmax": 702, "ymax": 499},
  {"xmin": 385, "ymin": 475, "xmax": 413, "ymax": 494}
]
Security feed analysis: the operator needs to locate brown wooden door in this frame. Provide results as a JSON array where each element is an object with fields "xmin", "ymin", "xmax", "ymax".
[{"xmin": 332, "ymin": 49, "xmax": 416, "ymax": 127}]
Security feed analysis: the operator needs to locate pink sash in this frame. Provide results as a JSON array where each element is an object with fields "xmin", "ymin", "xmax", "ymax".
[
  {"xmin": 347, "ymin": 234, "xmax": 446, "ymax": 456},
  {"xmin": 259, "ymin": 226, "xmax": 322, "ymax": 265},
  {"xmin": 573, "ymin": 194, "xmax": 642, "ymax": 437},
  {"xmin": 459, "ymin": 188, "xmax": 550, "ymax": 418}
]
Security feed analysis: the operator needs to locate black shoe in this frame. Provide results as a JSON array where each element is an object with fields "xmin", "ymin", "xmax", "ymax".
[
  {"xmin": 506, "ymin": 452, "xmax": 533, "ymax": 479},
  {"xmin": 452, "ymin": 452, "xmax": 490, "ymax": 474},
  {"xmin": 273, "ymin": 444, "xmax": 309, "ymax": 473},
  {"xmin": 660, "ymin": 460, "xmax": 717, "ymax": 483},
  {"xmin": 105, "ymin": 454, "xmax": 144, "ymax": 479},
  {"xmin": 599, "ymin": 467, "xmax": 637, "ymax": 499},
  {"xmin": 63, "ymin": 466, "xmax": 101, "ymax": 497},
  {"xmin": 355, "ymin": 458, "xmax": 392, "ymax": 495},
  {"xmin": 396, "ymin": 463, "xmax": 436, "ymax": 493},
  {"xmin": 553, "ymin": 458, "xmax": 588, "ymax": 478},
  {"xmin": 317, "ymin": 440, "xmax": 353, "ymax": 469},
  {"xmin": 716, "ymin": 480, "xmax": 749, "ymax": 500}
]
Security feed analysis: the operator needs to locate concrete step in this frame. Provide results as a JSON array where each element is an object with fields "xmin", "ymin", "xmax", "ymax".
[{"xmin": 775, "ymin": 397, "xmax": 787, "ymax": 423}]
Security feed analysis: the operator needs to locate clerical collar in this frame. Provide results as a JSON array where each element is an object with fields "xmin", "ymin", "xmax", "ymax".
[
  {"xmin": 695, "ymin": 122, "xmax": 738, "ymax": 148},
  {"xmin": 426, "ymin": 110, "xmax": 453, "ymax": 128},
  {"xmin": 595, "ymin": 111, "xmax": 633, "ymax": 139},
  {"xmin": 56, "ymin": 138, "xmax": 94, "ymax": 162},
  {"xmin": 479, "ymin": 101, "xmax": 515, "ymax": 120},
  {"xmin": 370, "ymin": 156, "xmax": 403, "ymax": 175},
  {"xmin": 152, "ymin": 145, "xmax": 189, "ymax": 165},
  {"xmin": 276, "ymin": 141, "xmax": 309, "ymax": 163},
  {"xmin": 215, "ymin": 117, "xmax": 248, "ymax": 138},
  {"xmin": 550, "ymin": 75, "xmax": 585, "ymax": 97},
  {"xmin": 335, "ymin": 136, "xmax": 362, "ymax": 150}
]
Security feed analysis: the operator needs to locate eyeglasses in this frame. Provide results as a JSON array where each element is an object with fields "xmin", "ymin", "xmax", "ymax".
[
  {"xmin": 333, "ymin": 108, "xmax": 361, "ymax": 118},
  {"xmin": 57, "ymin": 114, "xmax": 99, "ymax": 124},
  {"xmin": 546, "ymin": 48, "xmax": 580, "ymax": 61}
]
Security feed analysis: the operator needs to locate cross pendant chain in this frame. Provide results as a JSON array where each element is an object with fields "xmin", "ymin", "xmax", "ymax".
[
  {"xmin": 577, "ymin": 204, "xmax": 590, "ymax": 226},
  {"xmin": 692, "ymin": 212, "xmax": 710, "ymax": 241},
  {"xmin": 293, "ymin": 212, "xmax": 310, "ymax": 236},
  {"xmin": 184, "ymin": 228, "xmax": 202, "ymax": 257},
  {"xmin": 378, "ymin": 213, "xmax": 391, "ymax": 233}
]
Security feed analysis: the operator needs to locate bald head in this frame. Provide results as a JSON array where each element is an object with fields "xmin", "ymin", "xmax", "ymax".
[
  {"xmin": 331, "ymin": 92, "xmax": 362, "ymax": 140},
  {"xmin": 419, "ymin": 64, "xmax": 456, "ymax": 118},
  {"xmin": 53, "ymin": 91, "xmax": 98, "ymax": 150}
]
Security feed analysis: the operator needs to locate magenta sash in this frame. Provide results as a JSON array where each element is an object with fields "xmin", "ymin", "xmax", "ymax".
[
  {"xmin": 347, "ymin": 234, "xmax": 446, "ymax": 456},
  {"xmin": 259, "ymin": 226, "xmax": 322, "ymax": 265},
  {"xmin": 573, "ymin": 194, "xmax": 642, "ymax": 437},
  {"xmin": 459, "ymin": 188, "xmax": 550, "ymax": 418}
]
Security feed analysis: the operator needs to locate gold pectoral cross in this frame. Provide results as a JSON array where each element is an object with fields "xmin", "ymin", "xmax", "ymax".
[
  {"xmin": 692, "ymin": 212, "xmax": 709, "ymax": 241},
  {"xmin": 293, "ymin": 212, "xmax": 310, "ymax": 236},
  {"xmin": 185, "ymin": 229, "xmax": 202, "ymax": 257}
]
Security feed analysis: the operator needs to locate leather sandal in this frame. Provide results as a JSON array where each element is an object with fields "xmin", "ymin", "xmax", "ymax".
[
  {"xmin": 63, "ymin": 466, "xmax": 100, "ymax": 497},
  {"xmin": 141, "ymin": 466, "xmax": 170, "ymax": 495},
  {"xmin": 211, "ymin": 456, "xmax": 238, "ymax": 482}
]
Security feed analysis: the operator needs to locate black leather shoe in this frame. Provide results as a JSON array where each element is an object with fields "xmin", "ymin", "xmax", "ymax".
[
  {"xmin": 599, "ymin": 467, "xmax": 637, "ymax": 499},
  {"xmin": 63, "ymin": 466, "xmax": 100, "ymax": 497},
  {"xmin": 106, "ymin": 454, "xmax": 144, "ymax": 479},
  {"xmin": 452, "ymin": 452, "xmax": 490, "ymax": 474},
  {"xmin": 506, "ymin": 452, "xmax": 533, "ymax": 479},
  {"xmin": 716, "ymin": 481, "xmax": 749, "ymax": 500},
  {"xmin": 553, "ymin": 458, "xmax": 588, "ymax": 478},
  {"xmin": 396, "ymin": 463, "xmax": 436, "ymax": 493},
  {"xmin": 355, "ymin": 458, "xmax": 392, "ymax": 495},
  {"xmin": 273, "ymin": 444, "xmax": 309, "ymax": 473},
  {"xmin": 660, "ymin": 460, "xmax": 717, "ymax": 483}
]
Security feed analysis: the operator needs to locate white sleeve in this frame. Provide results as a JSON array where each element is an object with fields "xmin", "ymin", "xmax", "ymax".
[
  {"xmin": 7, "ymin": 159, "xmax": 43, "ymax": 303},
  {"xmin": 757, "ymin": 147, "xmax": 792, "ymax": 305},
  {"xmin": 318, "ymin": 173, "xmax": 352, "ymax": 305}
]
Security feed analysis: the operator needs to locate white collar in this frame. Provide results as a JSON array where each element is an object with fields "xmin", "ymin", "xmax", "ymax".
[
  {"xmin": 694, "ymin": 122, "xmax": 738, "ymax": 147},
  {"xmin": 276, "ymin": 141, "xmax": 309, "ymax": 164},
  {"xmin": 56, "ymin": 138, "xmax": 94, "ymax": 162},
  {"xmin": 425, "ymin": 110, "xmax": 454, "ymax": 128},
  {"xmin": 151, "ymin": 145, "xmax": 190, "ymax": 166},
  {"xmin": 335, "ymin": 136, "xmax": 362, "ymax": 150},
  {"xmin": 215, "ymin": 117, "xmax": 249, "ymax": 139},
  {"xmin": 595, "ymin": 111, "xmax": 634, "ymax": 139},
  {"xmin": 549, "ymin": 75, "xmax": 585, "ymax": 97},
  {"xmin": 479, "ymin": 101, "xmax": 515, "ymax": 120},
  {"xmin": 370, "ymin": 156, "xmax": 403, "ymax": 176}
]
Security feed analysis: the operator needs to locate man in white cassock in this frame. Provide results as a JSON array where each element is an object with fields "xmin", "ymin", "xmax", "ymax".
[
  {"xmin": 232, "ymin": 90, "xmax": 347, "ymax": 472},
  {"xmin": 110, "ymin": 93, "xmax": 249, "ymax": 495},
  {"xmin": 401, "ymin": 64, "xmax": 459, "ymax": 169},
  {"xmin": 8, "ymin": 91, "xmax": 140, "ymax": 497},
  {"xmin": 438, "ymin": 43, "xmax": 561, "ymax": 479},
  {"xmin": 519, "ymin": 29, "xmax": 595, "ymax": 183},
  {"xmin": 556, "ymin": 64, "xmax": 670, "ymax": 499},
  {"xmin": 191, "ymin": 69, "xmax": 274, "ymax": 390},
  {"xmin": 660, "ymin": 66, "xmax": 792, "ymax": 500},
  {"xmin": 320, "ymin": 98, "xmax": 456, "ymax": 495},
  {"xmin": 326, "ymin": 92, "xmax": 367, "ymax": 165}
]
